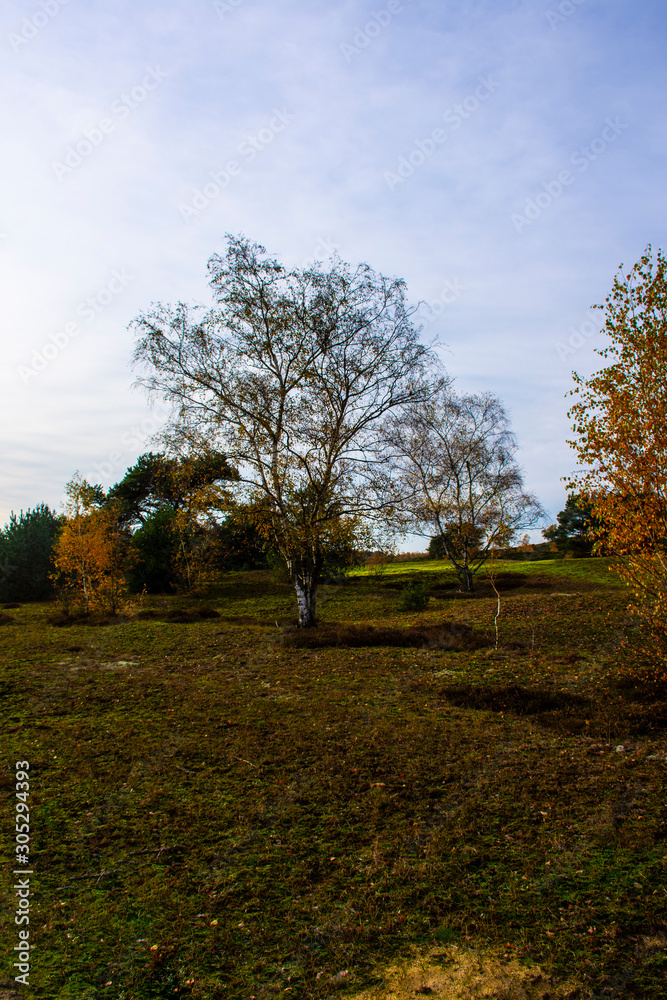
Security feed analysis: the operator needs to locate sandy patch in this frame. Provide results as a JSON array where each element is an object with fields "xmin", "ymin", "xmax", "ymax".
[{"xmin": 350, "ymin": 945, "xmax": 581, "ymax": 999}]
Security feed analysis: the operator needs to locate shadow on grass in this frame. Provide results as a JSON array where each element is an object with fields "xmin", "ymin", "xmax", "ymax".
[
  {"xmin": 282, "ymin": 621, "xmax": 490, "ymax": 651},
  {"xmin": 437, "ymin": 682, "xmax": 591, "ymax": 716}
]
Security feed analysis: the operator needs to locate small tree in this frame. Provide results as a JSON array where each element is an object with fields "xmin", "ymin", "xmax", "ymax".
[
  {"xmin": 52, "ymin": 476, "xmax": 130, "ymax": 615},
  {"xmin": 131, "ymin": 235, "xmax": 445, "ymax": 625},
  {"xmin": 567, "ymin": 246, "xmax": 667, "ymax": 668},
  {"xmin": 399, "ymin": 579, "xmax": 430, "ymax": 611},
  {"xmin": 384, "ymin": 388, "xmax": 544, "ymax": 591},
  {"xmin": 0, "ymin": 505, "xmax": 63, "ymax": 602}
]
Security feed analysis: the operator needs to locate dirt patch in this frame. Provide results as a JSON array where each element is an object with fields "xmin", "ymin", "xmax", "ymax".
[
  {"xmin": 351, "ymin": 946, "xmax": 580, "ymax": 999},
  {"xmin": 0, "ymin": 613, "xmax": 17, "ymax": 624},
  {"xmin": 282, "ymin": 622, "xmax": 489, "ymax": 651},
  {"xmin": 430, "ymin": 574, "xmax": 530, "ymax": 598}
]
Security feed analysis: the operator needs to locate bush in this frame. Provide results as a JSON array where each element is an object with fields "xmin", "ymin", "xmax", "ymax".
[
  {"xmin": 0, "ymin": 504, "xmax": 62, "ymax": 601},
  {"xmin": 398, "ymin": 579, "xmax": 430, "ymax": 611}
]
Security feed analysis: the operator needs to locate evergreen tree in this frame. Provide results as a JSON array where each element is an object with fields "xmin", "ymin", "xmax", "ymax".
[
  {"xmin": 0, "ymin": 504, "xmax": 63, "ymax": 601},
  {"xmin": 542, "ymin": 495, "xmax": 596, "ymax": 557}
]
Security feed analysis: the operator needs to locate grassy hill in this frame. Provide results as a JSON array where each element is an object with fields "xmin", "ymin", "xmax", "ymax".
[{"xmin": 1, "ymin": 559, "xmax": 666, "ymax": 998}]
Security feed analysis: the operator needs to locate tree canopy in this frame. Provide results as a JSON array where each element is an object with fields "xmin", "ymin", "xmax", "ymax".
[
  {"xmin": 131, "ymin": 235, "xmax": 446, "ymax": 625},
  {"xmin": 106, "ymin": 451, "xmax": 236, "ymax": 527},
  {"xmin": 568, "ymin": 246, "xmax": 667, "ymax": 667}
]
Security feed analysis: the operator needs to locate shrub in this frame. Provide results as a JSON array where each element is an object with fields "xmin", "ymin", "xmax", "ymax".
[{"xmin": 398, "ymin": 579, "xmax": 430, "ymax": 611}]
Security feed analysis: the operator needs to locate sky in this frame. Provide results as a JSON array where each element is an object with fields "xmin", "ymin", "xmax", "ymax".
[{"xmin": 1, "ymin": 0, "xmax": 666, "ymax": 545}]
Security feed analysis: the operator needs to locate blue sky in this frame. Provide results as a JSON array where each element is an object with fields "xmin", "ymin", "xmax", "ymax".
[{"xmin": 1, "ymin": 0, "xmax": 666, "ymax": 543}]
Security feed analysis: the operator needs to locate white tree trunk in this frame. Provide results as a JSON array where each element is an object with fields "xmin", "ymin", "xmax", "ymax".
[{"xmin": 293, "ymin": 575, "xmax": 317, "ymax": 628}]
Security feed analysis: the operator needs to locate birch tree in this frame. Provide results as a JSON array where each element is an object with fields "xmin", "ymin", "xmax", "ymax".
[
  {"xmin": 131, "ymin": 235, "xmax": 445, "ymax": 626},
  {"xmin": 383, "ymin": 389, "xmax": 544, "ymax": 591}
]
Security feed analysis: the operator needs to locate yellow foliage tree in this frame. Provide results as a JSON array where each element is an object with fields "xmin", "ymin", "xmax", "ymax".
[
  {"xmin": 52, "ymin": 475, "xmax": 131, "ymax": 615},
  {"xmin": 567, "ymin": 246, "xmax": 667, "ymax": 670}
]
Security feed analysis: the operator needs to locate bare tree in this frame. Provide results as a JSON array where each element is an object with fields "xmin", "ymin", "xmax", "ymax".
[
  {"xmin": 131, "ymin": 235, "xmax": 446, "ymax": 626},
  {"xmin": 383, "ymin": 389, "xmax": 544, "ymax": 590}
]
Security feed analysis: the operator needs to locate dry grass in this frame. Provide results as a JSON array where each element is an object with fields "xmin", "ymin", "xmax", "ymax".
[{"xmin": 350, "ymin": 945, "xmax": 580, "ymax": 999}]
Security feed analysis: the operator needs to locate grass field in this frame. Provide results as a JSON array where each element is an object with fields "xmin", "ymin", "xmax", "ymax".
[{"xmin": 1, "ymin": 558, "xmax": 666, "ymax": 999}]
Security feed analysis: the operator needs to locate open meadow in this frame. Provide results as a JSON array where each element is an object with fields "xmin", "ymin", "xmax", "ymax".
[{"xmin": 2, "ymin": 558, "xmax": 667, "ymax": 999}]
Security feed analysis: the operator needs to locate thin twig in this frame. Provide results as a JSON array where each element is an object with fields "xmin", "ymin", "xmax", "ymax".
[
  {"xmin": 233, "ymin": 756, "xmax": 257, "ymax": 767},
  {"xmin": 491, "ymin": 578, "xmax": 501, "ymax": 651},
  {"xmin": 488, "ymin": 558, "xmax": 501, "ymax": 651}
]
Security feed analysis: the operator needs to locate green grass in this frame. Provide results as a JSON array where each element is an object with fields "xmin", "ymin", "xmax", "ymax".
[
  {"xmin": 1, "ymin": 561, "xmax": 666, "ymax": 999},
  {"xmin": 353, "ymin": 554, "xmax": 626, "ymax": 587}
]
